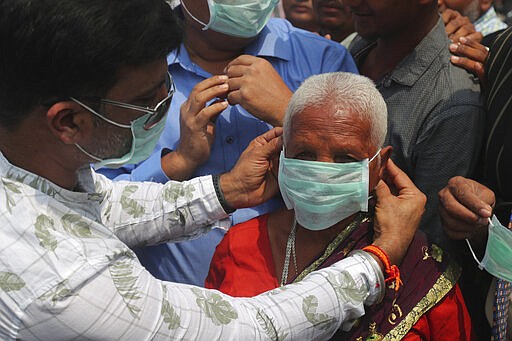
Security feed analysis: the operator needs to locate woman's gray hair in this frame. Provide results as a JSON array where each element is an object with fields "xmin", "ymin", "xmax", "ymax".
[{"xmin": 283, "ymin": 72, "xmax": 387, "ymax": 148}]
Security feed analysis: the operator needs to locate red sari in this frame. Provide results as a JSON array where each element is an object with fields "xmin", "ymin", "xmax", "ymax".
[{"xmin": 206, "ymin": 213, "xmax": 476, "ymax": 340}]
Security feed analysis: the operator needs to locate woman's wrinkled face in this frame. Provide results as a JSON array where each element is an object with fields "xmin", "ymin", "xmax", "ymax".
[
  {"xmin": 284, "ymin": 105, "xmax": 383, "ymax": 190},
  {"xmin": 285, "ymin": 106, "xmax": 370, "ymax": 163}
]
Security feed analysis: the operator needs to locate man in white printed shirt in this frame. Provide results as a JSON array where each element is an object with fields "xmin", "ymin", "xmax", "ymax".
[{"xmin": 0, "ymin": 0, "xmax": 426, "ymax": 339}]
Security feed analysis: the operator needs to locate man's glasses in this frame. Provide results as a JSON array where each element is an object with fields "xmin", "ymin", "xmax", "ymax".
[
  {"xmin": 97, "ymin": 71, "xmax": 175, "ymax": 130},
  {"xmin": 69, "ymin": 71, "xmax": 175, "ymax": 131}
]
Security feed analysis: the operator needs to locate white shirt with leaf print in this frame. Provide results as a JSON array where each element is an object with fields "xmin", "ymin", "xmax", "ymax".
[{"xmin": 0, "ymin": 152, "xmax": 383, "ymax": 340}]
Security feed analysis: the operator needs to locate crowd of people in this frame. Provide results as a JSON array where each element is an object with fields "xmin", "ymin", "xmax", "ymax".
[{"xmin": 0, "ymin": 0, "xmax": 511, "ymax": 340}]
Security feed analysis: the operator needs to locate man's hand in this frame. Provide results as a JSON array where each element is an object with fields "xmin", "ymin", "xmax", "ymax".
[
  {"xmin": 220, "ymin": 127, "xmax": 283, "ymax": 209},
  {"xmin": 449, "ymin": 36, "xmax": 488, "ymax": 82},
  {"xmin": 438, "ymin": 176, "xmax": 495, "ymax": 240},
  {"xmin": 372, "ymin": 159, "xmax": 427, "ymax": 265},
  {"xmin": 224, "ymin": 55, "xmax": 293, "ymax": 127},
  {"xmin": 162, "ymin": 75, "xmax": 229, "ymax": 180},
  {"xmin": 441, "ymin": 8, "xmax": 483, "ymax": 43}
]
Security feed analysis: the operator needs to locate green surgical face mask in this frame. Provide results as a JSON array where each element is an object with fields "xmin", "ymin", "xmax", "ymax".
[
  {"xmin": 467, "ymin": 215, "xmax": 512, "ymax": 282},
  {"xmin": 181, "ymin": 0, "xmax": 279, "ymax": 38},
  {"xmin": 278, "ymin": 149, "xmax": 380, "ymax": 231},
  {"xmin": 72, "ymin": 100, "xmax": 168, "ymax": 169}
]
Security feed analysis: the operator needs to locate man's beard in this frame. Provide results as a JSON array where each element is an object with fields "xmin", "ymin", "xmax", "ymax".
[{"xmin": 90, "ymin": 118, "xmax": 132, "ymax": 160}]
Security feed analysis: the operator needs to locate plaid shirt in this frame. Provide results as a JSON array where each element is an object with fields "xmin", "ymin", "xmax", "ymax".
[
  {"xmin": 0, "ymin": 152, "xmax": 383, "ymax": 340},
  {"xmin": 475, "ymin": 6, "xmax": 508, "ymax": 37}
]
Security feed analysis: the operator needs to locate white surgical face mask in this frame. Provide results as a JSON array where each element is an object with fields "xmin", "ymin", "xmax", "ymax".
[
  {"xmin": 467, "ymin": 215, "xmax": 512, "ymax": 282},
  {"xmin": 181, "ymin": 0, "xmax": 279, "ymax": 38},
  {"xmin": 278, "ymin": 149, "xmax": 380, "ymax": 231}
]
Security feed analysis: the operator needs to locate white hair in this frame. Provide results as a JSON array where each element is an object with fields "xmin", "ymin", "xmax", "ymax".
[{"xmin": 283, "ymin": 72, "xmax": 387, "ymax": 149}]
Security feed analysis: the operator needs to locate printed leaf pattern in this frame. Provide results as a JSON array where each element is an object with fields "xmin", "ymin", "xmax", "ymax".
[
  {"xmin": 0, "ymin": 272, "xmax": 25, "ymax": 292},
  {"xmin": 38, "ymin": 280, "xmax": 76, "ymax": 305},
  {"xmin": 256, "ymin": 309, "xmax": 289, "ymax": 340},
  {"xmin": 108, "ymin": 257, "xmax": 142, "ymax": 318},
  {"xmin": 61, "ymin": 214, "xmax": 93, "ymax": 238},
  {"xmin": 34, "ymin": 214, "xmax": 58, "ymax": 252},
  {"xmin": 28, "ymin": 176, "xmax": 59, "ymax": 198},
  {"xmin": 161, "ymin": 285, "xmax": 181, "ymax": 330},
  {"xmin": 120, "ymin": 185, "xmax": 145, "ymax": 218},
  {"xmin": 191, "ymin": 287, "xmax": 238, "ymax": 326},
  {"xmin": 327, "ymin": 272, "xmax": 366, "ymax": 306},
  {"xmin": 302, "ymin": 295, "xmax": 335, "ymax": 330},
  {"xmin": 162, "ymin": 183, "xmax": 196, "ymax": 203},
  {"xmin": 5, "ymin": 171, "xmax": 28, "ymax": 184},
  {"xmin": 2, "ymin": 179, "xmax": 21, "ymax": 213}
]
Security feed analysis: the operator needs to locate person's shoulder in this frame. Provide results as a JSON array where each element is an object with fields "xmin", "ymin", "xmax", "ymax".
[
  {"xmin": 217, "ymin": 215, "xmax": 269, "ymax": 256},
  {"xmin": 225, "ymin": 215, "xmax": 268, "ymax": 240},
  {"xmin": 437, "ymin": 61, "xmax": 482, "ymax": 107},
  {"xmin": 265, "ymin": 18, "xmax": 347, "ymax": 50}
]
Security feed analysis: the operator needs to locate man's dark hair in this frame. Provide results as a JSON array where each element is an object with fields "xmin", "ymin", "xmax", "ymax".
[{"xmin": 0, "ymin": 0, "xmax": 182, "ymax": 128}]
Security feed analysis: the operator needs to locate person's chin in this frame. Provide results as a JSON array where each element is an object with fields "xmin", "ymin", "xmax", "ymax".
[{"xmin": 354, "ymin": 22, "xmax": 378, "ymax": 41}]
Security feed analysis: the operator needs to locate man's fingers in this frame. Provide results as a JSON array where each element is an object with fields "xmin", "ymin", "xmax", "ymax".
[
  {"xmin": 195, "ymin": 101, "xmax": 227, "ymax": 126},
  {"xmin": 252, "ymin": 127, "xmax": 283, "ymax": 144},
  {"xmin": 441, "ymin": 8, "xmax": 458, "ymax": 24},
  {"xmin": 205, "ymin": 121, "xmax": 216, "ymax": 137},
  {"xmin": 450, "ymin": 40, "xmax": 488, "ymax": 63},
  {"xmin": 450, "ymin": 26, "xmax": 474, "ymax": 42},
  {"xmin": 224, "ymin": 54, "xmax": 256, "ymax": 71},
  {"xmin": 465, "ymin": 32, "xmax": 483, "ymax": 43},
  {"xmin": 226, "ymin": 76, "xmax": 244, "ymax": 92},
  {"xmin": 191, "ymin": 75, "xmax": 229, "ymax": 94},
  {"xmin": 382, "ymin": 159, "xmax": 417, "ymax": 194},
  {"xmin": 226, "ymin": 89, "xmax": 241, "ymax": 106},
  {"xmin": 450, "ymin": 56, "xmax": 483, "ymax": 76},
  {"xmin": 447, "ymin": 177, "xmax": 494, "ymax": 216},
  {"xmin": 439, "ymin": 204, "xmax": 487, "ymax": 239},
  {"xmin": 224, "ymin": 64, "xmax": 248, "ymax": 80},
  {"xmin": 439, "ymin": 185, "xmax": 486, "ymax": 225},
  {"xmin": 188, "ymin": 79, "xmax": 229, "ymax": 113}
]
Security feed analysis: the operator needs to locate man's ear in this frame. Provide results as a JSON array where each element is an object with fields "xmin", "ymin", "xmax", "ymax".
[
  {"xmin": 479, "ymin": 0, "xmax": 492, "ymax": 14},
  {"xmin": 45, "ymin": 101, "xmax": 94, "ymax": 145}
]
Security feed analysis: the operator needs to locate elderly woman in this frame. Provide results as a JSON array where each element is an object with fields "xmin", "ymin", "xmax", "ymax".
[{"xmin": 206, "ymin": 72, "xmax": 474, "ymax": 340}]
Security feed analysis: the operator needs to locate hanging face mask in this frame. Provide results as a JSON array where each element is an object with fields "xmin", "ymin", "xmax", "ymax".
[
  {"xmin": 72, "ymin": 99, "xmax": 168, "ymax": 169},
  {"xmin": 181, "ymin": 0, "xmax": 279, "ymax": 38},
  {"xmin": 466, "ymin": 215, "xmax": 512, "ymax": 282},
  {"xmin": 278, "ymin": 149, "xmax": 380, "ymax": 231}
]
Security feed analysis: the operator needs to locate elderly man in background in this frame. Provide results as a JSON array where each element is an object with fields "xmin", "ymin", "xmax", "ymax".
[{"xmin": 207, "ymin": 72, "xmax": 474, "ymax": 340}]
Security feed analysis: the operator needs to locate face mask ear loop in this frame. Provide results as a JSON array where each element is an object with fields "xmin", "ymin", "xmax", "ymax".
[
  {"xmin": 181, "ymin": 0, "xmax": 210, "ymax": 30},
  {"xmin": 465, "ymin": 217, "xmax": 493, "ymax": 270},
  {"xmin": 369, "ymin": 148, "xmax": 381, "ymax": 163},
  {"xmin": 366, "ymin": 148, "xmax": 382, "ymax": 202},
  {"xmin": 465, "ymin": 238, "xmax": 484, "ymax": 270}
]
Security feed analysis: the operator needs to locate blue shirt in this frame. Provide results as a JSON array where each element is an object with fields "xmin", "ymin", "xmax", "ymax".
[{"xmin": 99, "ymin": 18, "xmax": 358, "ymax": 286}]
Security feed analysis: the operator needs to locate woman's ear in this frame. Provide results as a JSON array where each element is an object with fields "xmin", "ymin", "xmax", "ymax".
[
  {"xmin": 45, "ymin": 101, "xmax": 94, "ymax": 145},
  {"xmin": 378, "ymin": 146, "xmax": 393, "ymax": 178}
]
